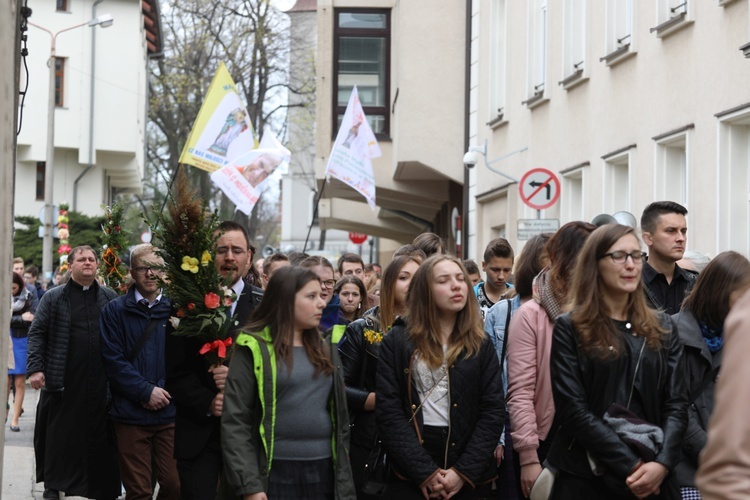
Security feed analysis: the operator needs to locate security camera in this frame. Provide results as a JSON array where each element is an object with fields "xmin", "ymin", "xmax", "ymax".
[{"xmin": 463, "ymin": 150, "xmax": 479, "ymax": 168}]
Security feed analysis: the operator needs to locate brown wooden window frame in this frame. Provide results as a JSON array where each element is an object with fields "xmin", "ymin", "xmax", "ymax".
[
  {"xmin": 54, "ymin": 57, "xmax": 65, "ymax": 107},
  {"xmin": 333, "ymin": 8, "xmax": 391, "ymax": 140},
  {"xmin": 36, "ymin": 162, "xmax": 46, "ymax": 201}
]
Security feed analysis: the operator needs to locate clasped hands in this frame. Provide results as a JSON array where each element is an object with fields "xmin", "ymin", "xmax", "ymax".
[{"xmin": 421, "ymin": 468, "xmax": 465, "ymax": 499}]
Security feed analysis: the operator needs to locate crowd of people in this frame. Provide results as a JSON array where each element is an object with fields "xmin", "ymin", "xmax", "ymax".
[{"xmin": 9, "ymin": 200, "xmax": 750, "ymax": 500}]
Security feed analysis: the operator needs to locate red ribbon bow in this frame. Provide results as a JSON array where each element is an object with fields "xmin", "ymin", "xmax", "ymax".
[{"xmin": 198, "ymin": 338, "xmax": 233, "ymax": 359}]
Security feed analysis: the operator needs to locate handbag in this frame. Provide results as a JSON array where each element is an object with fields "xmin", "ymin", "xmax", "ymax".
[
  {"xmin": 529, "ymin": 466, "xmax": 556, "ymax": 500},
  {"xmin": 361, "ymin": 438, "xmax": 390, "ymax": 496}
]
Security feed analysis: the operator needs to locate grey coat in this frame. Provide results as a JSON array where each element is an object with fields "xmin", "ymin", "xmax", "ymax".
[
  {"xmin": 672, "ymin": 310, "xmax": 722, "ymax": 487},
  {"xmin": 27, "ymin": 281, "xmax": 118, "ymax": 390}
]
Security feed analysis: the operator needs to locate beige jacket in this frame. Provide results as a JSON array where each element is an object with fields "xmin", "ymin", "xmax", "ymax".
[{"xmin": 696, "ymin": 288, "xmax": 750, "ymax": 499}]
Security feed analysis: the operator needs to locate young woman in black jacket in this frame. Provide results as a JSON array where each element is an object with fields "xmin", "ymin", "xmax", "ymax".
[
  {"xmin": 376, "ymin": 255, "xmax": 504, "ymax": 499},
  {"xmin": 338, "ymin": 255, "xmax": 422, "ymax": 499},
  {"xmin": 672, "ymin": 251, "xmax": 750, "ymax": 498},
  {"xmin": 547, "ymin": 224, "xmax": 687, "ymax": 499}
]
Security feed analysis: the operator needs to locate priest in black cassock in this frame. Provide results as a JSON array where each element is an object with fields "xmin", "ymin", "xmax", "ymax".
[{"xmin": 27, "ymin": 245, "xmax": 121, "ymax": 500}]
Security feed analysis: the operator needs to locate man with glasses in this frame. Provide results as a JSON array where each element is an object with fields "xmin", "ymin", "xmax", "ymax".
[
  {"xmin": 100, "ymin": 244, "xmax": 179, "ymax": 499},
  {"xmin": 165, "ymin": 221, "xmax": 262, "ymax": 500},
  {"xmin": 640, "ymin": 201, "xmax": 696, "ymax": 315}
]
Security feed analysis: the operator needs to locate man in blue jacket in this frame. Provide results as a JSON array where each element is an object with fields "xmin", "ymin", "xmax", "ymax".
[{"xmin": 100, "ymin": 244, "xmax": 179, "ymax": 499}]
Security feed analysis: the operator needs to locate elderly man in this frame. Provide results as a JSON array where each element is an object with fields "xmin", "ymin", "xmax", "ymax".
[
  {"xmin": 165, "ymin": 221, "xmax": 263, "ymax": 500},
  {"xmin": 100, "ymin": 244, "xmax": 180, "ymax": 499},
  {"xmin": 27, "ymin": 245, "xmax": 120, "ymax": 500}
]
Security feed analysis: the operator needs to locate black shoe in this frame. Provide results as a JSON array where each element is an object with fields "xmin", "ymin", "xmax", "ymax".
[
  {"xmin": 9, "ymin": 425, "xmax": 19, "ymax": 432},
  {"xmin": 43, "ymin": 488, "xmax": 59, "ymax": 499}
]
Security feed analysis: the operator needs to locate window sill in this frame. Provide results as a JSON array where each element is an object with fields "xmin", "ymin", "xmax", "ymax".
[
  {"xmin": 718, "ymin": 0, "xmax": 738, "ymax": 6},
  {"xmin": 600, "ymin": 44, "xmax": 636, "ymax": 67},
  {"xmin": 740, "ymin": 42, "xmax": 750, "ymax": 58},
  {"xmin": 487, "ymin": 114, "xmax": 507, "ymax": 130},
  {"xmin": 558, "ymin": 69, "xmax": 588, "ymax": 90},
  {"xmin": 650, "ymin": 13, "xmax": 692, "ymax": 39},
  {"xmin": 522, "ymin": 92, "xmax": 548, "ymax": 110}
]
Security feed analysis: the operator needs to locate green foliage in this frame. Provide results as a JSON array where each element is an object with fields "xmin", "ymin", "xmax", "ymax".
[
  {"xmin": 13, "ymin": 211, "xmax": 106, "ymax": 272},
  {"xmin": 99, "ymin": 204, "xmax": 131, "ymax": 295}
]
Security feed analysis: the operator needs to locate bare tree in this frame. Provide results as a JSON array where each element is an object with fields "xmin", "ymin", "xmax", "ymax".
[{"xmin": 145, "ymin": 0, "xmax": 314, "ymax": 240}]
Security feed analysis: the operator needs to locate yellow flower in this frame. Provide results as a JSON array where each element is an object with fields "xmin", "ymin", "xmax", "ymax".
[
  {"xmin": 363, "ymin": 329, "xmax": 384, "ymax": 344},
  {"xmin": 201, "ymin": 250, "xmax": 212, "ymax": 267},
  {"xmin": 181, "ymin": 256, "xmax": 199, "ymax": 273}
]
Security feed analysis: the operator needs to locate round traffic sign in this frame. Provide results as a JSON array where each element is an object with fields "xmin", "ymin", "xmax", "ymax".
[
  {"xmin": 348, "ymin": 232, "xmax": 368, "ymax": 245},
  {"xmin": 519, "ymin": 168, "xmax": 561, "ymax": 210}
]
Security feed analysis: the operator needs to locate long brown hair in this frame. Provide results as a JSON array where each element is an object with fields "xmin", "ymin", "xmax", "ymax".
[
  {"xmin": 570, "ymin": 224, "xmax": 667, "ymax": 359},
  {"xmin": 407, "ymin": 255, "xmax": 484, "ymax": 369},
  {"xmin": 244, "ymin": 266, "xmax": 333, "ymax": 376},
  {"xmin": 378, "ymin": 255, "xmax": 423, "ymax": 331},
  {"xmin": 681, "ymin": 251, "xmax": 750, "ymax": 329},
  {"xmin": 545, "ymin": 221, "xmax": 597, "ymax": 299}
]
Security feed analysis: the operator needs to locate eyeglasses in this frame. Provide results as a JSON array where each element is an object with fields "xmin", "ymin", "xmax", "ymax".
[
  {"xmin": 599, "ymin": 251, "xmax": 647, "ymax": 264},
  {"xmin": 133, "ymin": 266, "xmax": 159, "ymax": 275},
  {"xmin": 321, "ymin": 279, "xmax": 337, "ymax": 289}
]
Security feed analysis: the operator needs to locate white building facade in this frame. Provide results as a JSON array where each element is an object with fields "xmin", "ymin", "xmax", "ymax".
[
  {"xmin": 15, "ymin": 0, "xmax": 160, "ymax": 219},
  {"xmin": 468, "ymin": 0, "xmax": 750, "ymax": 261}
]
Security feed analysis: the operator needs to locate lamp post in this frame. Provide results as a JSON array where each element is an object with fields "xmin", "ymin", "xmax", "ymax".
[{"xmin": 29, "ymin": 14, "xmax": 113, "ymax": 282}]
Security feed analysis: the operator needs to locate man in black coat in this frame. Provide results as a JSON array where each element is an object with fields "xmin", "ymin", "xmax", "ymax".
[
  {"xmin": 27, "ymin": 246, "xmax": 121, "ymax": 499},
  {"xmin": 165, "ymin": 221, "xmax": 262, "ymax": 500}
]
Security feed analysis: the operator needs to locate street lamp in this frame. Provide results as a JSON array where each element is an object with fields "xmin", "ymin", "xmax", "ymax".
[{"xmin": 29, "ymin": 15, "xmax": 114, "ymax": 281}]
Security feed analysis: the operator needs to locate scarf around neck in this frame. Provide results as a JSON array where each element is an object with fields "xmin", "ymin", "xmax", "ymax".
[
  {"xmin": 698, "ymin": 321, "xmax": 723, "ymax": 353},
  {"xmin": 533, "ymin": 269, "xmax": 566, "ymax": 321},
  {"xmin": 12, "ymin": 287, "xmax": 31, "ymax": 313}
]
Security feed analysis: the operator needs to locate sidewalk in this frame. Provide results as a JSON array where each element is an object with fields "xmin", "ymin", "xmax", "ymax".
[
  {"xmin": 3, "ymin": 383, "xmax": 42, "ymax": 499},
  {"xmin": 2, "ymin": 385, "xmax": 121, "ymax": 500}
]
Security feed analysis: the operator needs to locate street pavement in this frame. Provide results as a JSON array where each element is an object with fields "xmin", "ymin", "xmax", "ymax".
[{"xmin": 3, "ymin": 383, "xmax": 125, "ymax": 499}]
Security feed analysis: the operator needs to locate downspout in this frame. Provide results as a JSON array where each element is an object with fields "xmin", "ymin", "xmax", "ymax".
[
  {"xmin": 462, "ymin": 0, "xmax": 472, "ymax": 259},
  {"xmin": 73, "ymin": 0, "xmax": 105, "ymax": 211}
]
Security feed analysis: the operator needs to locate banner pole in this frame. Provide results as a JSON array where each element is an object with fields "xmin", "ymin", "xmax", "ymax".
[{"xmin": 302, "ymin": 180, "xmax": 326, "ymax": 252}]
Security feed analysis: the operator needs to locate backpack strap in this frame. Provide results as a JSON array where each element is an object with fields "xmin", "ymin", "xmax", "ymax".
[
  {"xmin": 499, "ymin": 299, "xmax": 512, "ymax": 374},
  {"xmin": 127, "ymin": 319, "xmax": 162, "ymax": 362}
]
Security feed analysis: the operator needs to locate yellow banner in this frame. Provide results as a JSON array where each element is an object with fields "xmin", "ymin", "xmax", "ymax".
[{"xmin": 178, "ymin": 62, "xmax": 256, "ymax": 172}]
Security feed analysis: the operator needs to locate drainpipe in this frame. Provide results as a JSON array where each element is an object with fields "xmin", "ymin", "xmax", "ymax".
[
  {"xmin": 462, "ymin": 0, "xmax": 472, "ymax": 259},
  {"xmin": 73, "ymin": 0, "xmax": 105, "ymax": 211}
]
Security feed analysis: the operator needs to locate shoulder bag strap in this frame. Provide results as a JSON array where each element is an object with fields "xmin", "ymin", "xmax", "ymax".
[
  {"xmin": 499, "ymin": 298, "xmax": 512, "ymax": 374},
  {"xmin": 127, "ymin": 318, "xmax": 162, "ymax": 362}
]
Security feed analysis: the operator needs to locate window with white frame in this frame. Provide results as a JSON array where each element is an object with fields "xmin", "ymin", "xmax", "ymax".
[
  {"xmin": 652, "ymin": 0, "xmax": 692, "ymax": 37},
  {"xmin": 562, "ymin": 168, "xmax": 585, "ymax": 222},
  {"xmin": 489, "ymin": 0, "xmax": 507, "ymax": 123},
  {"xmin": 653, "ymin": 129, "xmax": 689, "ymax": 205},
  {"xmin": 604, "ymin": 0, "xmax": 633, "ymax": 56},
  {"xmin": 562, "ymin": 0, "xmax": 586, "ymax": 82},
  {"xmin": 526, "ymin": 0, "xmax": 548, "ymax": 102},
  {"xmin": 717, "ymin": 107, "xmax": 750, "ymax": 254},
  {"xmin": 603, "ymin": 149, "xmax": 631, "ymax": 214}
]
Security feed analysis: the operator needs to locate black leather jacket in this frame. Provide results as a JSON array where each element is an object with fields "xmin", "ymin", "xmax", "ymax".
[
  {"xmin": 376, "ymin": 321, "xmax": 505, "ymax": 488},
  {"xmin": 338, "ymin": 306, "xmax": 381, "ymax": 447},
  {"xmin": 547, "ymin": 313, "xmax": 687, "ymax": 482}
]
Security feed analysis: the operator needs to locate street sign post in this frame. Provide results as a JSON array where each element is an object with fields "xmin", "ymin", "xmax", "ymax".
[
  {"xmin": 518, "ymin": 168, "xmax": 561, "ymax": 210},
  {"xmin": 517, "ymin": 219, "xmax": 560, "ymax": 240}
]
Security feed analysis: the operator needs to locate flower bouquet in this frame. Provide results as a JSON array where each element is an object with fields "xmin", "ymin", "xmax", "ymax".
[
  {"xmin": 147, "ymin": 170, "xmax": 237, "ymax": 365},
  {"xmin": 99, "ymin": 203, "xmax": 130, "ymax": 295}
]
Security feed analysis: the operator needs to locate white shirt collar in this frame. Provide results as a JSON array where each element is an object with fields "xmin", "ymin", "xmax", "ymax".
[{"xmin": 134, "ymin": 289, "xmax": 162, "ymax": 308}]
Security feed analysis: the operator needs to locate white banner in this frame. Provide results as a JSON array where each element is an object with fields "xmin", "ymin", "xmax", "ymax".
[
  {"xmin": 324, "ymin": 86, "xmax": 381, "ymax": 209},
  {"xmin": 210, "ymin": 131, "xmax": 291, "ymax": 215}
]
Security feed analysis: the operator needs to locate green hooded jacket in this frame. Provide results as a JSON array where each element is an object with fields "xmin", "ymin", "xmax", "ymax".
[{"xmin": 219, "ymin": 326, "xmax": 355, "ymax": 499}]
